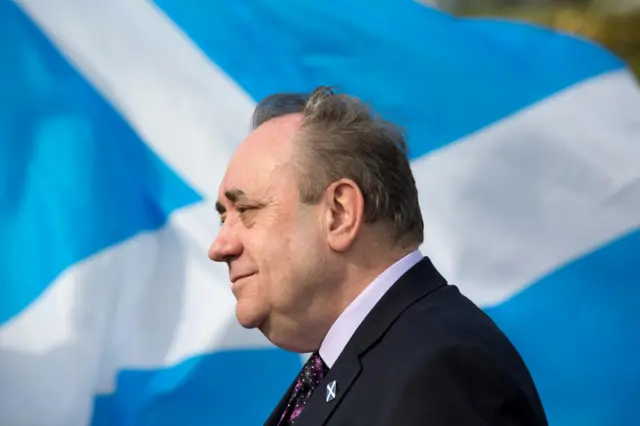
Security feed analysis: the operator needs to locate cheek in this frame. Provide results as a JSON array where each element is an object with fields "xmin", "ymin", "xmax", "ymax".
[
  {"xmin": 249, "ymin": 211, "xmax": 312, "ymax": 305},
  {"xmin": 241, "ymin": 276, "xmax": 264, "ymax": 300},
  {"xmin": 271, "ymin": 243, "xmax": 321, "ymax": 308},
  {"xmin": 259, "ymin": 226, "xmax": 295, "ymax": 270}
]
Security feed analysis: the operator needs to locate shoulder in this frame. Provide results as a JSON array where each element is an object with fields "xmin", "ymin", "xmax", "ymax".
[
  {"xmin": 370, "ymin": 342, "xmax": 547, "ymax": 425},
  {"xmin": 384, "ymin": 284, "xmax": 510, "ymax": 354},
  {"xmin": 386, "ymin": 284, "xmax": 532, "ymax": 382},
  {"xmin": 362, "ymin": 284, "xmax": 546, "ymax": 422}
]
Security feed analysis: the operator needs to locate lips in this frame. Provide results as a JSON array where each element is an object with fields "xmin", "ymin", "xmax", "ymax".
[
  {"xmin": 230, "ymin": 273, "xmax": 255, "ymax": 298},
  {"xmin": 230, "ymin": 273, "xmax": 256, "ymax": 284}
]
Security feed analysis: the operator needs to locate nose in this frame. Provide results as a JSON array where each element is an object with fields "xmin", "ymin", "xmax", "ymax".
[{"xmin": 208, "ymin": 223, "xmax": 242, "ymax": 263}]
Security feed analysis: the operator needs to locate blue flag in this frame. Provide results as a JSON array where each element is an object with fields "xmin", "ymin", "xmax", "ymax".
[{"xmin": 1, "ymin": 1, "xmax": 639, "ymax": 425}]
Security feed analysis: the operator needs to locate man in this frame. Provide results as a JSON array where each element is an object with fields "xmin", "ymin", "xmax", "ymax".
[{"xmin": 209, "ymin": 86, "xmax": 548, "ymax": 426}]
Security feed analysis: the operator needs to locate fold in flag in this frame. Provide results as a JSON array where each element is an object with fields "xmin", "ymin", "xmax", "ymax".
[{"xmin": 1, "ymin": 1, "xmax": 638, "ymax": 425}]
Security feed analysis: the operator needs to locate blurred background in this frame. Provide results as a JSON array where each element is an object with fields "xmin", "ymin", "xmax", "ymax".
[
  {"xmin": 1, "ymin": 1, "xmax": 639, "ymax": 425},
  {"xmin": 430, "ymin": 0, "xmax": 640, "ymax": 76}
]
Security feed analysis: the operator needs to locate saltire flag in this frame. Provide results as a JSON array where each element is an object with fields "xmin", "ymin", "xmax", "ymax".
[{"xmin": 1, "ymin": 0, "xmax": 639, "ymax": 425}]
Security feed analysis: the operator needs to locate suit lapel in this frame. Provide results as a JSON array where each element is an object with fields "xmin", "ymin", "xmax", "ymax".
[
  {"xmin": 290, "ymin": 347, "xmax": 361, "ymax": 426},
  {"xmin": 292, "ymin": 257, "xmax": 447, "ymax": 425},
  {"xmin": 350, "ymin": 257, "xmax": 447, "ymax": 356}
]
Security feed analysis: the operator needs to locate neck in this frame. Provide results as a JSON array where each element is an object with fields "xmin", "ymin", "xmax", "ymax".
[
  {"xmin": 282, "ymin": 243, "xmax": 417, "ymax": 354},
  {"xmin": 340, "ymin": 247, "xmax": 414, "ymax": 305},
  {"xmin": 316, "ymin": 245, "xmax": 417, "ymax": 344}
]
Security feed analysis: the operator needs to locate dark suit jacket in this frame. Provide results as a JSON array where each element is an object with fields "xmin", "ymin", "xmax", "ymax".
[{"xmin": 265, "ymin": 257, "xmax": 548, "ymax": 426}]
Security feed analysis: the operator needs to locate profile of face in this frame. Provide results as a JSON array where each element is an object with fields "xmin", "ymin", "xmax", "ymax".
[{"xmin": 208, "ymin": 114, "xmax": 364, "ymax": 352}]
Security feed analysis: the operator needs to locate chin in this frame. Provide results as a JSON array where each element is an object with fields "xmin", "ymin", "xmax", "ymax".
[{"xmin": 235, "ymin": 303, "xmax": 266, "ymax": 330}]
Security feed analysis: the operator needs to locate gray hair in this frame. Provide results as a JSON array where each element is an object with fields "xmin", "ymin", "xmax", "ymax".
[{"xmin": 252, "ymin": 86, "xmax": 424, "ymax": 247}]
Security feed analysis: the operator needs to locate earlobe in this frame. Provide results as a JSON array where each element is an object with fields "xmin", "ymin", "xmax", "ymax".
[{"xmin": 326, "ymin": 179, "xmax": 364, "ymax": 252}]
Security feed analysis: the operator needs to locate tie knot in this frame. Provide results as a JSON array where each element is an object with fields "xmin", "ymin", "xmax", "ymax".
[{"xmin": 299, "ymin": 352, "xmax": 328, "ymax": 388}]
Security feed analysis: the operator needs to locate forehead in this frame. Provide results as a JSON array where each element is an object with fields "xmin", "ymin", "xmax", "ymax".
[{"xmin": 219, "ymin": 114, "xmax": 303, "ymax": 200}]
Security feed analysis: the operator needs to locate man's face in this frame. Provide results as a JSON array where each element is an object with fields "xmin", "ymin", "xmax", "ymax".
[{"xmin": 209, "ymin": 114, "xmax": 335, "ymax": 351}]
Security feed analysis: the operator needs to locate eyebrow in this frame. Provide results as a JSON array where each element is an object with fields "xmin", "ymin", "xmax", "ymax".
[{"xmin": 215, "ymin": 188, "xmax": 248, "ymax": 215}]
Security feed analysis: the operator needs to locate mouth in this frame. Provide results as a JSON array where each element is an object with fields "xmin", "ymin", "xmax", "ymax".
[
  {"xmin": 230, "ymin": 273, "xmax": 255, "ymax": 297},
  {"xmin": 230, "ymin": 273, "xmax": 256, "ymax": 284},
  {"xmin": 230, "ymin": 273, "xmax": 257, "ymax": 294}
]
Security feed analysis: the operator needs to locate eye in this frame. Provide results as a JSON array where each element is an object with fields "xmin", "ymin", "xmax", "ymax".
[
  {"xmin": 236, "ymin": 205, "xmax": 259, "ymax": 227},
  {"xmin": 236, "ymin": 205, "xmax": 254, "ymax": 214}
]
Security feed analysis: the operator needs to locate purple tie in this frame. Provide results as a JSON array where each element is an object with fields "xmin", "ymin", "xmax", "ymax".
[{"xmin": 279, "ymin": 352, "xmax": 329, "ymax": 425}]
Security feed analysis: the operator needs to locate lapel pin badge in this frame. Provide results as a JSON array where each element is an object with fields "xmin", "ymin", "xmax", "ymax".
[{"xmin": 326, "ymin": 380, "xmax": 337, "ymax": 402}]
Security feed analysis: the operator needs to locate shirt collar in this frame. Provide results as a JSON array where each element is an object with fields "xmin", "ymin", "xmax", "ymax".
[{"xmin": 319, "ymin": 250, "xmax": 423, "ymax": 367}]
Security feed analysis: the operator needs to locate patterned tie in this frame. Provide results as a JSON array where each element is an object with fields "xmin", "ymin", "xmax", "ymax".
[{"xmin": 278, "ymin": 352, "xmax": 329, "ymax": 425}]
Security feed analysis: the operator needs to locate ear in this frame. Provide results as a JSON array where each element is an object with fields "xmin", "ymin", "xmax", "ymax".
[{"xmin": 324, "ymin": 179, "xmax": 364, "ymax": 252}]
